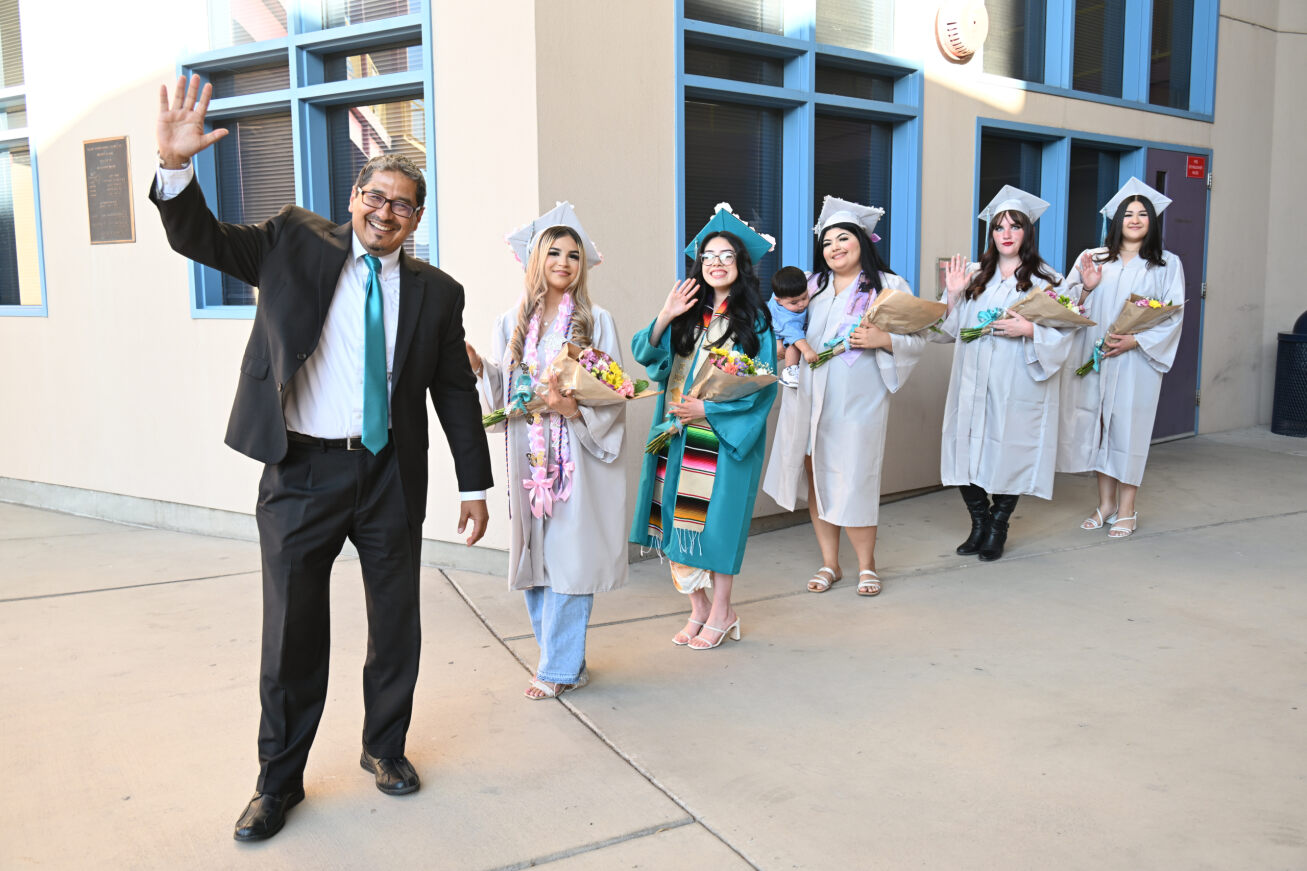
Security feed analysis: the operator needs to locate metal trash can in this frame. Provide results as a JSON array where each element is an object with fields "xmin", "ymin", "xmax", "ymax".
[{"xmin": 1271, "ymin": 310, "xmax": 1307, "ymax": 437}]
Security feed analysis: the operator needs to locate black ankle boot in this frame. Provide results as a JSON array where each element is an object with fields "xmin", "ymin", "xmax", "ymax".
[
  {"xmin": 956, "ymin": 485, "xmax": 991, "ymax": 555},
  {"xmin": 978, "ymin": 494, "xmax": 1019, "ymax": 561}
]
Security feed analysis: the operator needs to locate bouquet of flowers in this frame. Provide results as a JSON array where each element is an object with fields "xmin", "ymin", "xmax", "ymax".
[
  {"xmin": 482, "ymin": 342, "xmax": 656, "ymax": 427},
  {"xmin": 644, "ymin": 347, "xmax": 776, "ymax": 454},
  {"xmin": 959, "ymin": 287, "xmax": 1095, "ymax": 342},
  {"xmin": 809, "ymin": 289, "xmax": 947, "ymax": 368},
  {"xmin": 1074, "ymin": 295, "xmax": 1184, "ymax": 375}
]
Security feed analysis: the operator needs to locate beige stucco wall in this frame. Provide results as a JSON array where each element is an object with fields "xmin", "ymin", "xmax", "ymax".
[
  {"xmin": 0, "ymin": 1, "xmax": 541, "ymax": 554},
  {"xmin": 532, "ymin": 0, "xmax": 678, "ymax": 529}
]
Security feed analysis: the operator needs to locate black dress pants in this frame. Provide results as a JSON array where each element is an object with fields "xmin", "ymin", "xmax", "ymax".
[{"xmin": 253, "ymin": 440, "xmax": 421, "ymax": 794}]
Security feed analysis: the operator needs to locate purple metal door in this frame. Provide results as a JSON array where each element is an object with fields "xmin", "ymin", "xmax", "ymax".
[{"xmin": 1144, "ymin": 148, "xmax": 1207, "ymax": 440}]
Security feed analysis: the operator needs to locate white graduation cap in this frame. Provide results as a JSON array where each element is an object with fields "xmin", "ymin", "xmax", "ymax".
[
  {"xmin": 505, "ymin": 201, "xmax": 602, "ymax": 271},
  {"xmin": 813, "ymin": 195, "xmax": 885, "ymax": 242},
  {"xmin": 977, "ymin": 185, "xmax": 1050, "ymax": 225},
  {"xmin": 1100, "ymin": 176, "xmax": 1172, "ymax": 218}
]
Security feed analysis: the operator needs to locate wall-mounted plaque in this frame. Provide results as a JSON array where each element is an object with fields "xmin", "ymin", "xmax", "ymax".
[{"xmin": 84, "ymin": 136, "xmax": 136, "ymax": 244}]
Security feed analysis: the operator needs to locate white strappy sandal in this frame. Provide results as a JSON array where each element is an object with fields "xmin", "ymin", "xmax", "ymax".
[
  {"xmin": 857, "ymin": 570, "xmax": 882, "ymax": 597},
  {"xmin": 807, "ymin": 566, "xmax": 841, "ymax": 593},
  {"xmin": 672, "ymin": 619, "xmax": 705, "ymax": 646},
  {"xmin": 1108, "ymin": 513, "xmax": 1138, "ymax": 538},
  {"xmin": 1080, "ymin": 507, "xmax": 1118, "ymax": 530}
]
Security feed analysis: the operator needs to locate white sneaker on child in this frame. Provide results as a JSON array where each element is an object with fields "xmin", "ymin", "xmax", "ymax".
[{"xmin": 780, "ymin": 365, "xmax": 800, "ymax": 388}]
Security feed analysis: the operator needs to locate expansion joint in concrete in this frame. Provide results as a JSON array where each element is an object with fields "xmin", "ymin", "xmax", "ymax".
[{"xmin": 439, "ymin": 568, "xmax": 764, "ymax": 871}]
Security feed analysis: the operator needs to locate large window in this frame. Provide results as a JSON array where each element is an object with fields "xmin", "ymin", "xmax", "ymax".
[
  {"xmin": 983, "ymin": 0, "xmax": 1046, "ymax": 82},
  {"xmin": 980, "ymin": 0, "xmax": 1217, "ymax": 117},
  {"xmin": 977, "ymin": 121, "xmax": 1148, "ymax": 275},
  {"xmin": 182, "ymin": 0, "xmax": 430, "ymax": 316},
  {"xmin": 684, "ymin": 101, "xmax": 783, "ymax": 284},
  {"xmin": 1066, "ymin": 143, "xmax": 1123, "ymax": 259},
  {"xmin": 1072, "ymin": 0, "xmax": 1126, "ymax": 97},
  {"xmin": 976, "ymin": 132, "xmax": 1044, "ymax": 255},
  {"xmin": 1149, "ymin": 0, "xmax": 1193, "ymax": 109},
  {"xmin": 0, "ymin": 0, "xmax": 44, "ymax": 315},
  {"xmin": 680, "ymin": 0, "xmax": 921, "ymax": 291}
]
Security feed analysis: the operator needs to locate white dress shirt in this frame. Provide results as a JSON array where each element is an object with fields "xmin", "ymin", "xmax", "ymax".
[{"xmin": 156, "ymin": 164, "xmax": 485, "ymax": 501}]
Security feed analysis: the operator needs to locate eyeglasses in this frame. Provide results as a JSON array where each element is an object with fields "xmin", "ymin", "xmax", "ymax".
[
  {"xmin": 356, "ymin": 188, "xmax": 418, "ymax": 219},
  {"xmin": 700, "ymin": 250, "xmax": 736, "ymax": 265}
]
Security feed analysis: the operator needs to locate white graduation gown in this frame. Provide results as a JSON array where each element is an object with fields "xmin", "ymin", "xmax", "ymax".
[
  {"xmin": 1057, "ymin": 248, "xmax": 1186, "ymax": 485},
  {"xmin": 762, "ymin": 271, "xmax": 926, "ymax": 527},
  {"xmin": 936, "ymin": 267, "xmax": 1073, "ymax": 499},
  {"xmin": 476, "ymin": 305, "xmax": 628, "ymax": 594}
]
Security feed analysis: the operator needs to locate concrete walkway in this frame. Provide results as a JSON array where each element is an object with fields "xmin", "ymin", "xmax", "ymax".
[{"xmin": 3, "ymin": 428, "xmax": 1305, "ymax": 870}]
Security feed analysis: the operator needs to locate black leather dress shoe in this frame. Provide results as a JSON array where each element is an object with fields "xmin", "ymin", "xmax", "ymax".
[
  {"xmin": 233, "ymin": 788, "xmax": 304, "ymax": 841},
  {"xmin": 360, "ymin": 750, "xmax": 420, "ymax": 795}
]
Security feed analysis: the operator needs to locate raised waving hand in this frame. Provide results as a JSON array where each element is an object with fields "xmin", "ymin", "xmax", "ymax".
[{"xmin": 157, "ymin": 74, "xmax": 229, "ymax": 169}]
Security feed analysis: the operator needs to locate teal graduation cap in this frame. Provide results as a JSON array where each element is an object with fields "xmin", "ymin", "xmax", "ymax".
[{"xmin": 684, "ymin": 202, "xmax": 776, "ymax": 265}]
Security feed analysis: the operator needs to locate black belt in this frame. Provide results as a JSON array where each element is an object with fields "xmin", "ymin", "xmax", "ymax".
[{"xmin": 286, "ymin": 431, "xmax": 390, "ymax": 451}]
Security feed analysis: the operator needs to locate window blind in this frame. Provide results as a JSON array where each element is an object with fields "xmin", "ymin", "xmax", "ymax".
[
  {"xmin": 216, "ymin": 112, "xmax": 295, "ymax": 305},
  {"xmin": 982, "ymin": 0, "xmax": 1046, "ymax": 82},
  {"xmin": 814, "ymin": 114, "xmax": 893, "ymax": 265},
  {"xmin": 1072, "ymin": 0, "xmax": 1126, "ymax": 97},
  {"xmin": 684, "ymin": 100, "xmax": 783, "ymax": 288}
]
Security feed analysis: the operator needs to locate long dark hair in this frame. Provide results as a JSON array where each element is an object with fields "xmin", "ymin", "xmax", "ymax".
[
  {"xmin": 812, "ymin": 222, "xmax": 896, "ymax": 296},
  {"xmin": 965, "ymin": 210, "xmax": 1061, "ymax": 300},
  {"xmin": 1099, "ymin": 196, "xmax": 1166, "ymax": 268},
  {"xmin": 670, "ymin": 231, "xmax": 770, "ymax": 358}
]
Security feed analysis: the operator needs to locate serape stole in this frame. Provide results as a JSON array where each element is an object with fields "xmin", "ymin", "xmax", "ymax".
[{"xmin": 647, "ymin": 305, "xmax": 730, "ymax": 553}]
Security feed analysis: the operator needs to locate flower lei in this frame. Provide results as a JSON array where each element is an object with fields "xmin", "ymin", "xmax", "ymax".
[{"xmin": 519, "ymin": 293, "xmax": 575, "ymax": 518}]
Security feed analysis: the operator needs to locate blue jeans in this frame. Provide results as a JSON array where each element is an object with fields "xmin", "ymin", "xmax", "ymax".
[{"xmin": 523, "ymin": 587, "xmax": 593, "ymax": 684}]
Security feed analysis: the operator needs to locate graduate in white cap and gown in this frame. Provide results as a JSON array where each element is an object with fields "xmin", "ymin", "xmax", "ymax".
[
  {"xmin": 762, "ymin": 196, "xmax": 927, "ymax": 597},
  {"xmin": 629, "ymin": 204, "xmax": 778, "ymax": 650},
  {"xmin": 1057, "ymin": 177, "xmax": 1186, "ymax": 538},
  {"xmin": 466, "ymin": 202, "xmax": 627, "ymax": 699},
  {"xmin": 937, "ymin": 185, "xmax": 1073, "ymax": 561}
]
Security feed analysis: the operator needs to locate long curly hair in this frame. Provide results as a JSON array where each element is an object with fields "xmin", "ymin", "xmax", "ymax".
[
  {"xmin": 965, "ymin": 210, "xmax": 1061, "ymax": 300},
  {"xmin": 669, "ymin": 231, "xmax": 771, "ymax": 358},
  {"xmin": 811, "ymin": 222, "xmax": 896, "ymax": 297},
  {"xmin": 1099, "ymin": 196, "xmax": 1166, "ymax": 269},
  {"xmin": 507, "ymin": 226, "xmax": 595, "ymax": 366}
]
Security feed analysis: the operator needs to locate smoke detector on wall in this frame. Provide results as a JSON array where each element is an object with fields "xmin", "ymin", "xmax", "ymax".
[{"xmin": 936, "ymin": 0, "xmax": 989, "ymax": 62}]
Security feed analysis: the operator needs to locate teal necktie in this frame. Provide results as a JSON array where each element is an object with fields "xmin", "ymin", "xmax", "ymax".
[{"xmin": 361, "ymin": 254, "xmax": 389, "ymax": 455}]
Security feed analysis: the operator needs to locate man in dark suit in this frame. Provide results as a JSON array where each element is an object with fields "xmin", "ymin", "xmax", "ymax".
[{"xmin": 151, "ymin": 75, "xmax": 493, "ymax": 842}]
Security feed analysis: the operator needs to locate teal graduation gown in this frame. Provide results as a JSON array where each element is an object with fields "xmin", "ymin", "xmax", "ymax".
[{"xmin": 628, "ymin": 317, "xmax": 777, "ymax": 575}]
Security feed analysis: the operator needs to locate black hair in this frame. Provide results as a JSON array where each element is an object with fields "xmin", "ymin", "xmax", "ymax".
[
  {"xmin": 812, "ymin": 222, "xmax": 896, "ymax": 296},
  {"xmin": 1100, "ymin": 196, "xmax": 1166, "ymax": 269},
  {"xmin": 770, "ymin": 265, "xmax": 809, "ymax": 300},
  {"xmin": 355, "ymin": 154, "xmax": 426, "ymax": 209},
  {"xmin": 671, "ymin": 230, "xmax": 771, "ymax": 358},
  {"xmin": 965, "ymin": 210, "xmax": 1061, "ymax": 300}
]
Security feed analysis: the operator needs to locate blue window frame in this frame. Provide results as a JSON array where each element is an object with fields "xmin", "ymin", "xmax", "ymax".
[
  {"xmin": 179, "ymin": 0, "xmax": 434, "ymax": 318},
  {"xmin": 974, "ymin": 119, "xmax": 1199, "ymax": 276},
  {"xmin": 0, "ymin": 0, "xmax": 47, "ymax": 318},
  {"xmin": 678, "ymin": 0, "xmax": 923, "ymax": 293},
  {"xmin": 981, "ymin": 0, "xmax": 1219, "ymax": 120}
]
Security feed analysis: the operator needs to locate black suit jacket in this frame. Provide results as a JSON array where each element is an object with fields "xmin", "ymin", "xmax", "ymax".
[{"xmin": 150, "ymin": 179, "xmax": 493, "ymax": 525}]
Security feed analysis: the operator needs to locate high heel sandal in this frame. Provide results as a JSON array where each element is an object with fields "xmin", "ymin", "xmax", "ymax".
[
  {"xmin": 856, "ymin": 570, "xmax": 882, "ymax": 597},
  {"xmin": 807, "ymin": 566, "xmax": 841, "ymax": 593},
  {"xmin": 688, "ymin": 618, "xmax": 741, "ymax": 650},
  {"xmin": 1080, "ymin": 506, "xmax": 1118, "ymax": 530},
  {"xmin": 1108, "ymin": 513, "xmax": 1138, "ymax": 538},
  {"xmin": 672, "ymin": 619, "xmax": 705, "ymax": 646}
]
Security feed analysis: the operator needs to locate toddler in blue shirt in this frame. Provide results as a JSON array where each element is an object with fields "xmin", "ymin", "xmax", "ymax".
[{"xmin": 766, "ymin": 266, "xmax": 815, "ymax": 388}]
